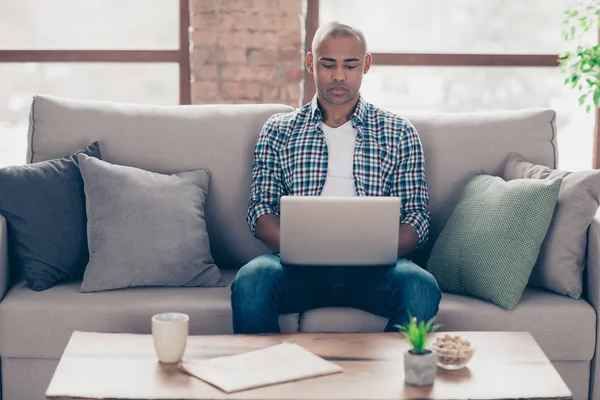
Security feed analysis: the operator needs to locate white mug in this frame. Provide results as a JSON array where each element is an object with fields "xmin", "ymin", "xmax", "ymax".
[{"xmin": 151, "ymin": 312, "xmax": 189, "ymax": 363}]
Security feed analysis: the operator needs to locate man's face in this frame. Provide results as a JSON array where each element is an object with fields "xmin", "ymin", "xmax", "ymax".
[{"xmin": 307, "ymin": 35, "xmax": 371, "ymax": 106}]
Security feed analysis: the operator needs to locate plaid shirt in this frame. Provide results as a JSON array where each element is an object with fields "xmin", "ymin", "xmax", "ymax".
[{"xmin": 247, "ymin": 95, "xmax": 431, "ymax": 247}]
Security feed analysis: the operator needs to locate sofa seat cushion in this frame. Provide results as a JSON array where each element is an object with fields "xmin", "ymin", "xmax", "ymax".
[
  {"xmin": 299, "ymin": 288, "xmax": 596, "ymax": 362},
  {"xmin": 0, "ymin": 271, "xmax": 298, "ymax": 359},
  {"xmin": 0, "ymin": 268, "xmax": 594, "ymax": 362}
]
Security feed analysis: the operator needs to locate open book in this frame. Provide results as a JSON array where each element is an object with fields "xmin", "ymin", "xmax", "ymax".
[{"xmin": 179, "ymin": 342, "xmax": 344, "ymax": 393}]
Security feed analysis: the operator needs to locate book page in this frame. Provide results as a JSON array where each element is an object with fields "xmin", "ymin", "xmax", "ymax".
[{"xmin": 179, "ymin": 342, "xmax": 344, "ymax": 393}]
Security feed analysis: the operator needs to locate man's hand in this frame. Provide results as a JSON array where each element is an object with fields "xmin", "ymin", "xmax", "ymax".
[
  {"xmin": 255, "ymin": 214, "xmax": 281, "ymax": 253},
  {"xmin": 257, "ymin": 215, "xmax": 419, "ymax": 257},
  {"xmin": 397, "ymin": 223, "xmax": 420, "ymax": 257}
]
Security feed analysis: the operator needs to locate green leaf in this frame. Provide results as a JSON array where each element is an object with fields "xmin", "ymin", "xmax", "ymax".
[
  {"xmin": 594, "ymin": 90, "xmax": 600, "ymax": 105},
  {"xmin": 424, "ymin": 319, "xmax": 433, "ymax": 332},
  {"xmin": 394, "ymin": 315, "xmax": 441, "ymax": 354},
  {"xmin": 587, "ymin": 104, "xmax": 592, "ymax": 113}
]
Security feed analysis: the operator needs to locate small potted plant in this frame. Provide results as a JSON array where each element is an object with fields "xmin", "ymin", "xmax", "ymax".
[{"xmin": 395, "ymin": 315, "xmax": 439, "ymax": 386}]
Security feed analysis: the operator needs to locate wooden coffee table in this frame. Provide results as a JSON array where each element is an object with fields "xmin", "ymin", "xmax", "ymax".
[{"xmin": 45, "ymin": 331, "xmax": 572, "ymax": 400}]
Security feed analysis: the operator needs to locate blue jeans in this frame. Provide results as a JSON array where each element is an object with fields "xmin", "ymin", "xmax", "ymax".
[{"xmin": 230, "ymin": 254, "xmax": 441, "ymax": 334}]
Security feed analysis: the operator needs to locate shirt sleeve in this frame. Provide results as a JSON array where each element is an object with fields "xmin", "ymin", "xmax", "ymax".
[
  {"xmin": 391, "ymin": 120, "xmax": 431, "ymax": 247},
  {"xmin": 246, "ymin": 116, "xmax": 284, "ymax": 237}
]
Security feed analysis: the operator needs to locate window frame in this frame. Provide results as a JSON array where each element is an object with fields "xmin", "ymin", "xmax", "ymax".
[
  {"xmin": 0, "ymin": 0, "xmax": 190, "ymax": 105},
  {"xmin": 304, "ymin": 0, "xmax": 600, "ymax": 169}
]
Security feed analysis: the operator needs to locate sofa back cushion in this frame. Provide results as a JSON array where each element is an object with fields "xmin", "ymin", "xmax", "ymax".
[
  {"xmin": 27, "ymin": 95, "xmax": 557, "ymax": 268},
  {"xmin": 404, "ymin": 110, "xmax": 557, "ymax": 247},
  {"xmin": 28, "ymin": 95, "xmax": 293, "ymax": 269}
]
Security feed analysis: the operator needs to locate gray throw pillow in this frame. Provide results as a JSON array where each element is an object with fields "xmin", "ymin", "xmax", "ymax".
[
  {"xmin": 78, "ymin": 154, "xmax": 224, "ymax": 292},
  {"xmin": 503, "ymin": 153, "xmax": 600, "ymax": 299},
  {"xmin": 0, "ymin": 141, "xmax": 101, "ymax": 291}
]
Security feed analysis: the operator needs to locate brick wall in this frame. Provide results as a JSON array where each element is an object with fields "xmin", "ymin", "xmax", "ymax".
[{"xmin": 189, "ymin": 0, "xmax": 306, "ymax": 108}]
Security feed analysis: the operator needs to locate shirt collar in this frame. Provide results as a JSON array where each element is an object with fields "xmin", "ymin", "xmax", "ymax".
[{"xmin": 310, "ymin": 93, "xmax": 367, "ymax": 127}]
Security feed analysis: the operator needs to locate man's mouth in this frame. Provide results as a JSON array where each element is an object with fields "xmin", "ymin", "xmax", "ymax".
[{"xmin": 330, "ymin": 86, "xmax": 347, "ymax": 94}]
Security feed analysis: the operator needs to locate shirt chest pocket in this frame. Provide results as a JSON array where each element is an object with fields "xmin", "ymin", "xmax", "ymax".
[
  {"xmin": 280, "ymin": 136, "xmax": 327, "ymax": 194},
  {"xmin": 358, "ymin": 140, "xmax": 395, "ymax": 195}
]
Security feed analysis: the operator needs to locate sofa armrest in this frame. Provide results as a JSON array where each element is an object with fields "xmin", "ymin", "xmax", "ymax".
[
  {"xmin": 0, "ymin": 214, "xmax": 9, "ymax": 301},
  {"xmin": 586, "ymin": 208, "xmax": 600, "ymax": 400}
]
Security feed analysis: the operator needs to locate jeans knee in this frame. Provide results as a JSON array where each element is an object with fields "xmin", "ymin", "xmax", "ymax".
[
  {"xmin": 414, "ymin": 270, "xmax": 441, "ymax": 302},
  {"xmin": 231, "ymin": 254, "xmax": 284, "ymax": 308},
  {"xmin": 390, "ymin": 260, "xmax": 442, "ymax": 319}
]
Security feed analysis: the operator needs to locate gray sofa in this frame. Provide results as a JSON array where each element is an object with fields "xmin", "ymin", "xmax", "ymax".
[{"xmin": 0, "ymin": 95, "xmax": 597, "ymax": 400}]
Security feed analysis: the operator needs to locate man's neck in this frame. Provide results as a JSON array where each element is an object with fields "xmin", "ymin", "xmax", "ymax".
[{"xmin": 318, "ymin": 94, "xmax": 359, "ymax": 128}]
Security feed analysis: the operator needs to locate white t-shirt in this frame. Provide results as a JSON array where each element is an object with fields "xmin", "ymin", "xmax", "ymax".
[{"xmin": 319, "ymin": 120, "xmax": 358, "ymax": 196}]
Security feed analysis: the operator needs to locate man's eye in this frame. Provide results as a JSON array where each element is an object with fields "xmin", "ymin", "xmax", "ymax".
[
  {"xmin": 346, "ymin": 65, "xmax": 357, "ymax": 69},
  {"xmin": 323, "ymin": 65, "xmax": 334, "ymax": 69}
]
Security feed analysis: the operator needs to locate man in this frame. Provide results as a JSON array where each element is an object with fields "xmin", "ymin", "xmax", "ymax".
[{"xmin": 231, "ymin": 21, "xmax": 441, "ymax": 334}]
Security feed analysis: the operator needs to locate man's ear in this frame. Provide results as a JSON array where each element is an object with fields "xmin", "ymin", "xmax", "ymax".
[
  {"xmin": 306, "ymin": 52, "xmax": 314, "ymax": 74},
  {"xmin": 364, "ymin": 53, "xmax": 372, "ymax": 74}
]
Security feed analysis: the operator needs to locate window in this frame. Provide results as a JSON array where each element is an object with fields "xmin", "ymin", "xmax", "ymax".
[
  {"xmin": 0, "ymin": 63, "xmax": 179, "ymax": 166},
  {"xmin": 0, "ymin": 0, "xmax": 179, "ymax": 50},
  {"xmin": 0, "ymin": 0, "xmax": 188, "ymax": 167},
  {"xmin": 307, "ymin": 0, "xmax": 597, "ymax": 170},
  {"xmin": 319, "ymin": 0, "xmax": 596, "ymax": 54},
  {"xmin": 361, "ymin": 66, "xmax": 594, "ymax": 171}
]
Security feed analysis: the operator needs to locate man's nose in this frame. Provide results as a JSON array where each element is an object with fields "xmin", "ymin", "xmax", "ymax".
[{"xmin": 332, "ymin": 66, "xmax": 345, "ymax": 81}]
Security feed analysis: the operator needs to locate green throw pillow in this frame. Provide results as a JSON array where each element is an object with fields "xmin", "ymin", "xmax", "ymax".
[{"xmin": 426, "ymin": 172, "xmax": 563, "ymax": 310}]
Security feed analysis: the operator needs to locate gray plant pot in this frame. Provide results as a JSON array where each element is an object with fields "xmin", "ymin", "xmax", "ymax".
[{"xmin": 404, "ymin": 349, "xmax": 436, "ymax": 386}]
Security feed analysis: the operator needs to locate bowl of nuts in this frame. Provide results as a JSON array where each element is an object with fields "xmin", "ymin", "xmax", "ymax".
[{"xmin": 427, "ymin": 334, "xmax": 475, "ymax": 370}]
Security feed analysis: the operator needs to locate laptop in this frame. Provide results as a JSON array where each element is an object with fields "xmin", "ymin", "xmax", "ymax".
[{"xmin": 279, "ymin": 195, "xmax": 401, "ymax": 267}]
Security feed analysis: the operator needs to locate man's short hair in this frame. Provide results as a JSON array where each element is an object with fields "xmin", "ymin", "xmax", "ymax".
[{"xmin": 311, "ymin": 21, "xmax": 368, "ymax": 54}]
